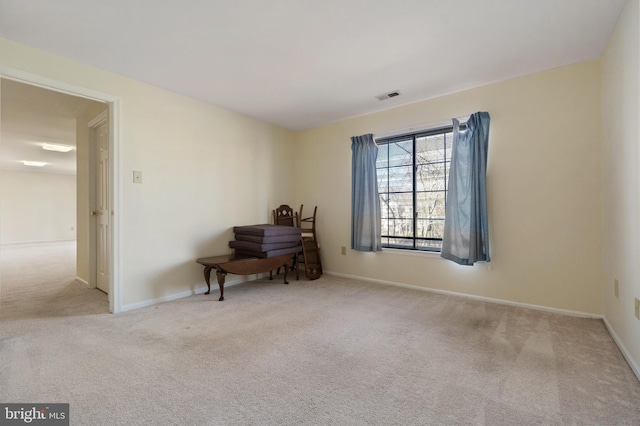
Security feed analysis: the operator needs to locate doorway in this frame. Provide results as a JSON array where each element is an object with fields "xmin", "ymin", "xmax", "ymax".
[{"xmin": 0, "ymin": 69, "xmax": 121, "ymax": 313}]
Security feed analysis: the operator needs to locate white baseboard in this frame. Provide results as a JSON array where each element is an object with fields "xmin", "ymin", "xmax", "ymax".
[
  {"xmin": 325, "ymin": 270, "xmax": 602, "ymax": 319},
  {"xmin": 602, "ymin": 317, "xmax": 640, "ymax": 382},
  {"xmin": 1, "ymin": 239, "xmax": 76, "ymax": 246},
  {"xmin": 120, "ymin": 272, "xmax": 271, "ymax": 312},
  {"xmin": 75, "ymin": 277, "xmax": 89, "ymax": 288},
  {"xmin": 118, "ymin": 265, "xmax": 604, "ymax": 321}
]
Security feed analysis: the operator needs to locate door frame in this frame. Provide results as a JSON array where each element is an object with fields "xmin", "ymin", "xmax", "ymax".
[{"xmin": 0, "ymin": 66, "xmax": 122, "ymax": 313}]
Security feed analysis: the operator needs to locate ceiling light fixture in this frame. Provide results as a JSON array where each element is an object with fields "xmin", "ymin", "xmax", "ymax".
[
  {"xmin": 22, "ymin": 161, "xmax": 47, "ymax": 167},
  {"xmin": 42, "ymin": 143, "xmax": 74, "ymax": 152}
]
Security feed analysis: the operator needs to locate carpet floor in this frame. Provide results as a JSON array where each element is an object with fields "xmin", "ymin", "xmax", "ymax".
[{"xmin": 1, "ymin": 241, "xmax": 639, "ymax": 425}]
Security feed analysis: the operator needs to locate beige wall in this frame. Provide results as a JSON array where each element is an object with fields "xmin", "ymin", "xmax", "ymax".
[
  {"xmin": 0, "ymin": 37, "xmax": 297, "ymax": 307},
  {"xmin": 0, "ymin": 170, "xmax": 76, "ymax": 243},
  {"xmin": 296, "ymin": 60, "xmax": 603, "ymax": 315},
  {"xmin": 601, "ymin": 0, "xmax": 640, "ymax": 375}
]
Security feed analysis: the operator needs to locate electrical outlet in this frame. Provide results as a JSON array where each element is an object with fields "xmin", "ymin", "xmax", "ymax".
[
  {"xmin": 635, "ymin": 298, "xmax": 640, "ymax": 320},
  {"xmin": 614, "ymin": 279, "xmax": 619, "ymax": 298},
  {"xmin": 341, "ymin": 246, "xmax": 346, "ymax": 255}
]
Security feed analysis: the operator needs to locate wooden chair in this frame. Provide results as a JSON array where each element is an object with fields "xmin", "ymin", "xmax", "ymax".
[
  {"xmin": 297, "ymin": 204, "xmax": 322, "ymax": 280},
  {"xmin": 273, "ymin": 204, "xmax": 298, "ymax": 227},
  {"xmin": 298, "ymin": 204, "xmax": 317, "ymax": 241},
  {"xmin": 272, "ymin": 204, "xmax": 298, "ymax": 277}
]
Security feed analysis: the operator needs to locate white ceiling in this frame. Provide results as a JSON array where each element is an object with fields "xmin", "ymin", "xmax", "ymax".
[
  {"xmin": 0, "ymin": 79, "xmax": 98, "ymax": 174},
  {"xmin": 0, "ymin": 0, "xmax": 627, "ymax": 132}
]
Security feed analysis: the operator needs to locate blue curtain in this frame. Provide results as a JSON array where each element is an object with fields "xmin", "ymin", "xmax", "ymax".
[
  {"xmin": 351, "ymin": 134, "xmax": 382, "ymax": 252},
  {"xmin": 441, "ymin": 112, "xmax": 491, "ymax": 265}
]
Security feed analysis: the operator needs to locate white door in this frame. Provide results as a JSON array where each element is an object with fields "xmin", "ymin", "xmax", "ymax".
[{"xmin": 94, "ymin": 121, "xmax": 110, "ymax": 294}]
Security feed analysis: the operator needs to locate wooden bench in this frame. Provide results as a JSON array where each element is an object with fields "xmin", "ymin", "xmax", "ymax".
[{"xmin": 196, "ymin": 253, "xmax": 294, "ymax": 301}]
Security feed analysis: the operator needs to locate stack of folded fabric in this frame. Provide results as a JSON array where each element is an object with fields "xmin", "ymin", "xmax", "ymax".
[{"xmin": 230, "ymin": 224, "xmax": 302, "ymax": 258}]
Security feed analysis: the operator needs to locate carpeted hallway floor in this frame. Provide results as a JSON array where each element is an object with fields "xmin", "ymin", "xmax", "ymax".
[{"xmin": 1, "ymin": 241, "xmax": 639, "ymax": 425}]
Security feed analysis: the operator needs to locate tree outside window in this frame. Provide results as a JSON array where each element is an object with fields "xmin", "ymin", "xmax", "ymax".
[{"xmin": 376, "ymin": 127, "xmax": 455, "ymax": 252}]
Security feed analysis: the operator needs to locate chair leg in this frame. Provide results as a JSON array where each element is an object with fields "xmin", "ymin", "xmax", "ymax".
[{"xmin": 301, "ymin": 237, "xmax": 322, "ymax": 280}]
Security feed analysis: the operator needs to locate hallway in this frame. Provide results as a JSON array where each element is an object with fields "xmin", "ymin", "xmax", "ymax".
[{"xmin": 0, "ymin": 241, "xmax": 107, "ymax": 320}]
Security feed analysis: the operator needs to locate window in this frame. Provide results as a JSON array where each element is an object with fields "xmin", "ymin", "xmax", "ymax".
[{"xmin": 376, "ymin": 125, "xmax": 461, "ymax": 252}]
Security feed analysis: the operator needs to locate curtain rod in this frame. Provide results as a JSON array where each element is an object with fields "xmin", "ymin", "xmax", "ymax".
[{"xmin": 373, "ymin": 115, "xmax": 470, "ymax": 140}]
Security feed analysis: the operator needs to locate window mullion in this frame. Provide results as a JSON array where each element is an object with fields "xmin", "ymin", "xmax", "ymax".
[{"xmin": 412, "ymin": 135, "xmax": 417, "ymax": 250}]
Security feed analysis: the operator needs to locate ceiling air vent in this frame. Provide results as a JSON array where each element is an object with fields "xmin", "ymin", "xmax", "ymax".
[{"xmin": 375, "ymin": 90, "xmax": 401, "ymax": 101}]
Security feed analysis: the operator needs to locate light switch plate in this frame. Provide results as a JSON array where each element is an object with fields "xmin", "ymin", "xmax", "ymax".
[{"xmin": 133, "ymin": 170, "xmax": 142, "ymax": 184}]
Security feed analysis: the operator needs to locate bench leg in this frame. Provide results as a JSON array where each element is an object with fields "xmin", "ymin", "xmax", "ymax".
[
  {"xmin": 216, "ymin": 270, "xmax": 226, "ymax": 301},
  {"xmin": 203, "ymin": 266, "xmax": 212, "ymax": 294}
]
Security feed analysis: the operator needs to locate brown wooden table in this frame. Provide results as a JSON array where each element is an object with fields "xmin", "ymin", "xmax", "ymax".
[{"xmin": 196, "ymin": 253, "xmax": 293, "ymax": 301}]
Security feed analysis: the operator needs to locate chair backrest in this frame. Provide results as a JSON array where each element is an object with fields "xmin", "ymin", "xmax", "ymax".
[
  {"xmin": 299, "ymin": 204, "xmax": 317, "ymax": 240},
  {"xmin": 273, "ymin": 204, "xmax": 297, "ymax": 227}
]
